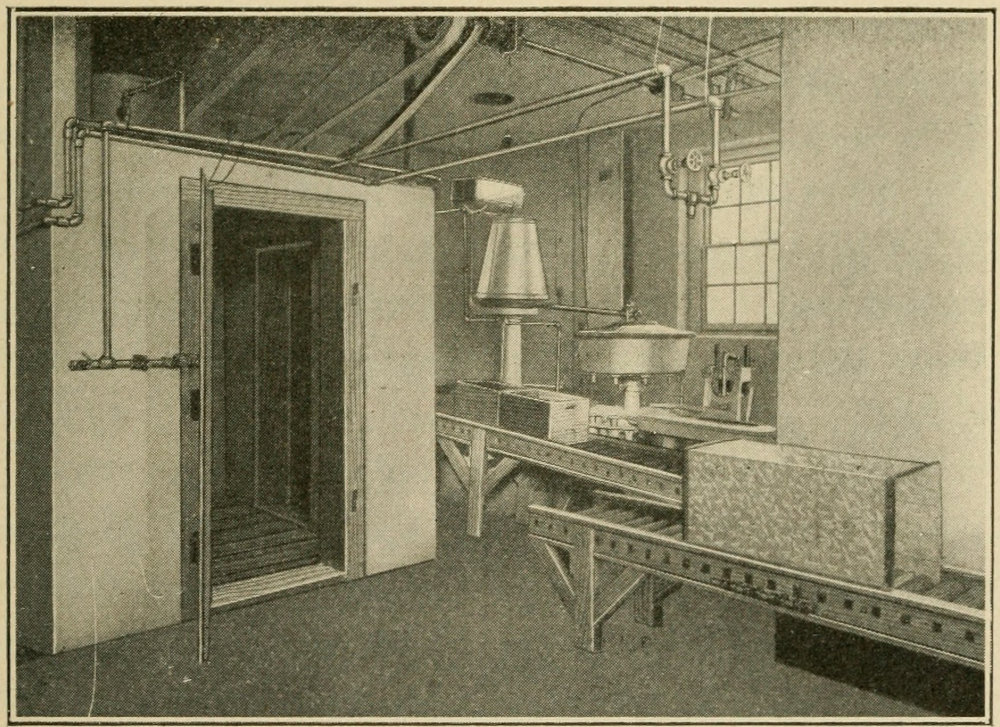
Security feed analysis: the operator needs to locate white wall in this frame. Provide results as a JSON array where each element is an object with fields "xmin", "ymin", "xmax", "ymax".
[
  {"xmin": 50, "ymin": 138, "xmax": 435, "ymax": 650},
  {"xmin": 778, "ymin": 16, "xmax": 992, "ymax": 572}
]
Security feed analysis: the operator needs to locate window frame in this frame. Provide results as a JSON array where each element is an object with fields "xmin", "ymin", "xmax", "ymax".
[{"xmin": 698, "ymin": 138, "xmax": 780, "ymax": 334}]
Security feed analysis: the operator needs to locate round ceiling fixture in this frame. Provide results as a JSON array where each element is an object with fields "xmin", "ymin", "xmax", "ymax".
[{"xmin": 471, "ymin": 91, "xmax": 515, "ymax": 106}]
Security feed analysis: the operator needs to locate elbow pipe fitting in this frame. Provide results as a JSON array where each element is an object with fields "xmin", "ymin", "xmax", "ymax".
[
  {"xmin": 35, "ymin": 118, "xmax": 80, "ymax": 208},
  {"xmin": 39, "ymin": 120, "xmax": 87, "ymax": 225}
]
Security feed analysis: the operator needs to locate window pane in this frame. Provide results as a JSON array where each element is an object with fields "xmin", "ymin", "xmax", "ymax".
[
  {"xmin": 716, "ymin": 174, "xmax": 740, "ymax": 206},
  {"xmin": 766, "ymin": 243, "xmax": 779, "ymax": 283},
  {"xmin": 707, "ymin": 286, "xmax": 735, "ymax": 325},
  {"xmin": 742, "ymin": 161, "xmax": 770, "ymax": 203},
  {"xmin": 707, "ymin": 246, "xmax": 735, "ymax": 284},
  {"xmin": 711, "ymin": 206, "xmax": 739, "ymax": 244},
  {"xmin": 770, "ymin": 201, "xmax": 780, "ymax": 241},
  {"xmin": 770, "ymin": 160, "xmax": 780, "ymax": 200},
  {"xmin": 766, "ymin": 283, "xmax": 779, "ymax": 324},
  {"xmin": 736, "ymin": 285, "xmax": 765, "ymax": 324},
  {"xmin": 736, "ymin": 244, "xmax": 766, "ymax": 283},
  {"xmin": 740, "ymin": 203, "xmax": 769, "ymax": 243}
]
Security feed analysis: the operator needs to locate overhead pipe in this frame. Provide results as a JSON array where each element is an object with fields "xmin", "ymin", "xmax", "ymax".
[
  {"xmin": 522, "ymin": 35, "xmax": 780, "ymax": 92},
  {"xmin": 380, "ymin": 88, "xmax": 768, "ymax": 184},
  {"xmin": 379, "ymin": 81, "xmax": 777, "ymax": 184},
  {"xmin": 71, "ymin": 119, "xmax": 436, "ymax": 181},
  {"xmin": 357, "ymin": 20, "xmax": 484, "ymax": 157},
  {"xmin": 295, "ymin": 16, "xmax": 471, "ymax": 151},
  {"xmin": 364, "ymin": 37, "xmax": 780, "ymax": 167},
  {"xmin": 521, "ymin": 39, "xmax": 658, "ymax": 90},
  {"xmin": 36, "ymin": 110, "xmax": 437, "ymax": 232},
  {"xmin": 354, "ymin": 66, "xmax": 661, "ymax": 165},
  {"xmin": 673, "ymin": 37, "xmax": 781, "ymax": 85}
]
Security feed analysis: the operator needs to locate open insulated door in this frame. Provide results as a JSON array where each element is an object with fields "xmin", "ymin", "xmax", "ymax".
[{"xmin": 179, "ymin": 172, "xmax": 214, "ymax": 662}]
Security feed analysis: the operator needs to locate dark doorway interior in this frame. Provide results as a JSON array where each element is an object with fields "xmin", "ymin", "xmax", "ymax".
[{"xmin": 210, "ymin": 207, "xmax": 345, "ymax": 585}]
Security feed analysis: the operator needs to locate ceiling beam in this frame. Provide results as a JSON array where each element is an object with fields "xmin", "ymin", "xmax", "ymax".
[
  {"xmin": 261, "ymin": 20, "xmax": 389, "ymax": 146},
  {"xmin": 184, "ymin": 31, "xmax": 281, "ymax": 130}
]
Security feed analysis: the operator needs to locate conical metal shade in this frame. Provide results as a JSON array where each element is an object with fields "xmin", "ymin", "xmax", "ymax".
[{"xmin": 474, "ymin": 217, "xmax": 549, "ymax": 308}]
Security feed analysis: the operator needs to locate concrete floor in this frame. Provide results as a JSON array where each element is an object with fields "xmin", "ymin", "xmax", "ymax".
[{"xmin": 14, "ymin": 500, "xmax": 930, "ymax": 719}]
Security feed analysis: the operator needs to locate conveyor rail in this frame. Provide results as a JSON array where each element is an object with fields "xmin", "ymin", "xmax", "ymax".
[
  {"xmin": 437, "ymin": 413, "xmax": 683, "ymax": 508},
  {"xmin": 528, "ymin": 500, "xmax": 986, "ymax": 669}
]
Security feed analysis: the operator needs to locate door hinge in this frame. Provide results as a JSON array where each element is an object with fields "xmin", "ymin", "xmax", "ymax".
[
  {"xmin": 190, "ymin": 531, "xmax": 199, "ymax": 564},
  {"xmin": 351, "ymin": 489, "xmax": 359, "ymax": 512},
  {"xmin": 190, "ymin": 244, "xmax": 201, "ymax": 276},
  {"xmin": 190, "ymin": 390, "xmax": 200, "ymax": 421}
]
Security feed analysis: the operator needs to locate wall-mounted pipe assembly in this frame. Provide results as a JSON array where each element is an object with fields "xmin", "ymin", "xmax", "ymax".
[
  {"xmin": 66, "ymin": 124, "xmax": 190, "ymax": 372},
  {"xmin": 30, "ymin": 116, "xmax": 442, "ymax": 373}
]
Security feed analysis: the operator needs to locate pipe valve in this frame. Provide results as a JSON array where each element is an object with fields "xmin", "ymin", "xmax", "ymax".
[
  {"xmin": 665, "ymin": 148, "xmax": 705, "ymax": 174},
  {"xmin": 720, "ymin": 162, "xmax": 752, "ymax": 184}
]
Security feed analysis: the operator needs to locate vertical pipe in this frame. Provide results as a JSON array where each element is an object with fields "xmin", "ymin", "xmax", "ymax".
[
  {"xmin": 462, "ymin": 211, "xmax": 494, "ymax": 323},
  {"xmin": 659, "ymin": 64, "xmax": 672, "ymax": 157},
  {"xmin": 676, "ymin": 167, "xmax": 689, "ymax": 329},
  {"xmin": 710, "ymin": 97, "xmax": 722, "ymax": 167},
  {"xmin": 178, "ymin": 73, "xmax": 186, "ymax": 132},
  {"xmin": 100, "ymin": 128, "xmax": 112, "ymax": 362}
]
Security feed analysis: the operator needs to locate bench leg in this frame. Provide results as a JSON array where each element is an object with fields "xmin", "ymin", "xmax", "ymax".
[
  {"xmin": 467, "ymin": 428, "xmax": 487, "ymax": 537},
  {"xmin": 633, "ymin": 575, "xmax": 683, "ymax": 628}
]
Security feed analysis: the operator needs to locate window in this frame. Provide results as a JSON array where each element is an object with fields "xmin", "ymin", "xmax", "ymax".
[{"xmin": 705, "ymin": 157, "xmax": 779, "ymax": 327}]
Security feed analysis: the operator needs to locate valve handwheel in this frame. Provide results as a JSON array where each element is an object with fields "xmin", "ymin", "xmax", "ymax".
[{"xmin": 685, "ymin": 148, "xmax": 704, "ymax": 172}]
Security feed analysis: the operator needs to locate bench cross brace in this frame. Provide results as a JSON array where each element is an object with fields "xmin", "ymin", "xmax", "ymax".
[
  {"xmin": 437, "ymin": 432, "xmax": 521, "ymax": 536},
  {"xmin": 532, "ymin": 528, "xmax": 682, "ymax": 651}
]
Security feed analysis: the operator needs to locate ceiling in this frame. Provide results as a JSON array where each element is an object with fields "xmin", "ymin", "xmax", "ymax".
[{"xmin": 89, "ymin": 14, "xmax": 782, "ymax": 175}]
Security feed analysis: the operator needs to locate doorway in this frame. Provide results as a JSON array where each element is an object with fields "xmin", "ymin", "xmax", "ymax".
[
  {"xmin": 179, "ymin": 180, "xmax": 366, "ymax": 627},
  {"xmin": 210, "ymin": 207, "xmax": 343, "ymax": 586}
]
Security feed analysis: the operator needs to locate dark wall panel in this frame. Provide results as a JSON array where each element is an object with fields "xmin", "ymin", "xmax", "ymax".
[{"xmin": 15, "ymin": 16, "xmax": 55, "ymax": 655}]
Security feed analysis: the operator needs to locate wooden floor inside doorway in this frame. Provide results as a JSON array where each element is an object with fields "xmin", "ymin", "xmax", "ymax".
[{"xmin": 212, "ymin": 504, "xmax": 321, "ymax": 586}]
